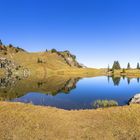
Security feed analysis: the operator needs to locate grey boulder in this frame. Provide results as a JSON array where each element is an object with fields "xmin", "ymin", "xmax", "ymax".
[{"xmin": 129, "ymin": 94, "xmax": 140, "ymax": 104}]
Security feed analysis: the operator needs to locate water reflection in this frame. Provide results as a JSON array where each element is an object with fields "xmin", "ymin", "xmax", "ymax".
[
  {"xmin": 107, "ymin": 76, "xmax": 140, "ymax": 86},
  {"xmin": 0, "ymin": 75, "xmax": 139, "ymax": 100},
  {"xmin": 0, "ymin": 75, "xmax": 81, "ymax": 101},
  {"xmin": 112, "ymin": 76, "xmax": 121, "ymax": 86},
  {"xmin": 0, "ymin": 75, "xmax": 140, "ymax": 109},
  {"xmin": 137, "ymin": 78, "xmax": 140, "ymax": 83}
]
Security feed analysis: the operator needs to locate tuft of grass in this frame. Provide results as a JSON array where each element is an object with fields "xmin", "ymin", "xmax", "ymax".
[{"xmin": 92, "ymin": 99, "xmax": 118, "ymax": 108}]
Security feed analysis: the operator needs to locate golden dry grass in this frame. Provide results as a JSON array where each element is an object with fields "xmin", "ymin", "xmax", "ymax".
[
  {"xmin": 125, "ymin": 69, "xmax": 140, "ymax": 77},
  {"xmin": 108, "ymin": 69, "xmax": 140, "ymax": 78},
  {"xmin": 0, "ymin": 69, "xmax": 5, "ymax": 76},
  {"xmin": 0, "ymin": 51, "xmax": 105, "ymax": 78},
  {"xmin": 0, "ymin": 102, "xmax": 140, "ymax": 140}
]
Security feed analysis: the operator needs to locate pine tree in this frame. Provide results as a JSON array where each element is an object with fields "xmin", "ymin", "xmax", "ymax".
[
  {"xmin": 137, "ymin": 63, "xmax": 140, "ymax": 69},
  {"xmin": 127, "ymin": 63, "xmax": 131, "ymax": 69},
  {"xmin": 112, "ymin": 61, "xmax": 121, "ymax": 70}
]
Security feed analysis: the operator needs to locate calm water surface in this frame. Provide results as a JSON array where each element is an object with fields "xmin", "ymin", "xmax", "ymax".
[{"xmin": 10, "ymin": 76, "xmax": 140, "ymax": 110}]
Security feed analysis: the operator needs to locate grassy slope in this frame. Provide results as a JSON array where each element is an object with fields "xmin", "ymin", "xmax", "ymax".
[
  {"xmin": 0, "ymin": 50, "xmax": 104, "ymax": 77},
  {"xmin": 0, "ymin": 102, "xmax": 140, "ymax": 140}
]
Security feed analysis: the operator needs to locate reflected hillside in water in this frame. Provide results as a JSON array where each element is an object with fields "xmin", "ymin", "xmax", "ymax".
[
  {"xmin": 0, "ymin": 75, "xmax": 139, "ymax": 101},
  {"xmin": 0, "ymin": 75, "xmax": 81, "ymax": 101}
]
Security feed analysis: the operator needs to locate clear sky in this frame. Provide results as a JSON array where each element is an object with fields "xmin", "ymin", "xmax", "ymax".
[{"xmin": 0, "ymin": 0, "xmax": 140, "ymax": 68}]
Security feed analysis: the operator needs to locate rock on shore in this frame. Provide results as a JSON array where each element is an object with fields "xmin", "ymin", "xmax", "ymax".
[{"xmin": 129, "ymin": 94, "xmax": 140, "ymax": 104}]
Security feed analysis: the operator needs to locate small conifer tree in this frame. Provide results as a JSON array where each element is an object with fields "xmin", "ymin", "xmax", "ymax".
[
  {"xmin": 137, "ymin": 63, "xmax": 140, "ymax": 69},
  {"xmin": 127, "ymin": 63, "xmax": 131, "ymax": 69}
]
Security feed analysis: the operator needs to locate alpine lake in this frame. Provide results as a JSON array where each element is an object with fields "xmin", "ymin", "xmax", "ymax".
[{"xmin": 0, "ymin": 75, "xmax": 140, "ymax": 110}]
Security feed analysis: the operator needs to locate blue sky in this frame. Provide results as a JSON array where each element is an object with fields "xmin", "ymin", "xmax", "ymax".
[{"xmin": 0, "ymin": 0, "xmax": 140, "ymax": 68}]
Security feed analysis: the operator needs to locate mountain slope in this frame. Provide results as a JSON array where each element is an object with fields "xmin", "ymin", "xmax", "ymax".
[{"xmin": 0, "ymin": 41, "xmax": 104, "ymax": 77}]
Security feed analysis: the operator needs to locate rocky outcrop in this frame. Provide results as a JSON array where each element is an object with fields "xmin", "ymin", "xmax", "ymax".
[
  {"xmin": 129, "ymin": 94, "xmax": 140, "ymax": 104},
  {"xmin": 61, "ymin": 50, "xmax": 83, "ymax": 68},
  {"xmin": 0, "ymin": 45, "xmax": 7, "ymax": 51},
  {"xmin": 0, "ymin": 57, "xmax": 30, "ymax": 77},
  {"xmin": 49, "ymin": 49, "xmax": 84, "ymax": 68}
]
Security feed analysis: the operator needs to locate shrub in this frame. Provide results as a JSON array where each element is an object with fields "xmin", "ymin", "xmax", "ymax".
[
  {"xmin": 15, "ymin": 49, "xmax": 19, "ymax": 53},
  {"xmin": 9, "ymin": 44, "xmax": 13, "ymax": 48},
  {"xmin": 51, "ymin": 49, "xmax": 57, "ymax": 53},
  {"xmin": 15, "ymin": 67, "xmax": 19, "ymax": 70},
  {"xmin": 37, "ymin": 58, "xmax": 42, "ymax": 63},
  {"xmin": 92, "ymin": 100, "xmax": 118, "ymax": 109},
  {"xmin": 4, "ymin": 52, "xmax": 7, "ymax": 55},
  {"xmin": 122, "ymin": 68, "xmax": 125, "ymax": 73}
]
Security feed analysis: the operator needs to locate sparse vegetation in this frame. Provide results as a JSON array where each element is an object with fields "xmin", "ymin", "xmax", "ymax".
[
  {"xmin": 0, "ymin": 102, "xmax": 139, "ymax": 140},
  {"xmin": 108, "ymin": 61, "xmax": 140, "ymax": 77},
  {"xmin": 92, "ymin": 100, "xmax": 118, "ymax": 108}
]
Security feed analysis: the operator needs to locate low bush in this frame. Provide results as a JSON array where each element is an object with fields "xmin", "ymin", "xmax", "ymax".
[{"xmin": 92, "ymin": 100, "xmax": 118, "ymax": 109}]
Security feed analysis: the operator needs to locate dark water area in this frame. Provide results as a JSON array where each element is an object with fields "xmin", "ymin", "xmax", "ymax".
[{"xmin": 0, "ymin": 76, "xmax": 138, "ymax": 110}]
